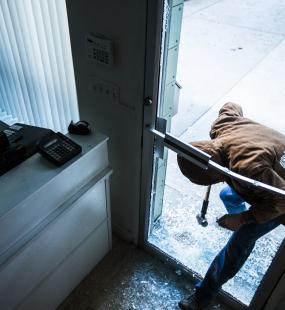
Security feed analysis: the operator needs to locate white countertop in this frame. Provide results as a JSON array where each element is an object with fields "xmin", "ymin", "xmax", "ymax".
[{"xmin": 0, "ymin": 131, "xmax": 108, "ymax": 218}]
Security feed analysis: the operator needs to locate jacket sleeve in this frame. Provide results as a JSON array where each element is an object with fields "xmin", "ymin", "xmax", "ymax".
[{"xmin": 241, "ymin": 167, "xmax": 285, "ymax": 223}]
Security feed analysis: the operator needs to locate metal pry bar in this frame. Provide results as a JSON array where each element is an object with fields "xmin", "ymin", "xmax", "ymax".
[
  {"xmin": 151, "ymin": 128, "xmax": 210, "ymax": 169},
  {"xmin": 148, "ymin": 126, "xmax": 285, "ymax": 198}
]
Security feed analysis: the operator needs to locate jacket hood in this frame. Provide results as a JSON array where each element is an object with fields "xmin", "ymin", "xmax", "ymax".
[
  {"xmin": 177, "ymin": 140, "xmax": 226, "ymax": 185},
  {"xmin": 218, "ymin": 102, "xmax": 243, "ymax": 117},
  {"xmin": 210, "ymin": 102, "xmax": 243, "ymax": 139}
]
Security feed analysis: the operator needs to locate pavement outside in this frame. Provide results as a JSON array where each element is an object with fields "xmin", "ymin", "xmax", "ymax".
[
  {"xmin": 149, "ymin": 0, "xmax": 285, "ymax": 307},
  {"xmin": 172, "ymin": 0, "xmax": 285, "ymax": 137}
]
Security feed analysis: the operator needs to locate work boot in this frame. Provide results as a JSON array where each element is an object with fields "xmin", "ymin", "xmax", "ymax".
[{"xmin": 178, "ymin": 291, "xmax": 208, "ymax": 310}]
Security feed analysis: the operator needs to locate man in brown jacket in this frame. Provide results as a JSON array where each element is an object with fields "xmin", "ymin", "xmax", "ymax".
[{"xmin": 177, "ymin": 102, "xmax": 285, "ymax": 310}]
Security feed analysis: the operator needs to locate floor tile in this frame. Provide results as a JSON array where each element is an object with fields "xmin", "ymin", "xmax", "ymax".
[{"xmin": 58, "ymin": 236, "xmax": 231, "ymax": 310}]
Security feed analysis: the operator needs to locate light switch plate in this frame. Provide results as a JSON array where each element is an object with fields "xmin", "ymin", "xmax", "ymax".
[{"xmin": 90, "ymin": 76, "xmax": 120, "ymax": 104}]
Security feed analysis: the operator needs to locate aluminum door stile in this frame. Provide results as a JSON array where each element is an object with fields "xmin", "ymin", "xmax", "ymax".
[{"xmin": 139, "ymin": 0, "xmax": 164, "ymax": 246}]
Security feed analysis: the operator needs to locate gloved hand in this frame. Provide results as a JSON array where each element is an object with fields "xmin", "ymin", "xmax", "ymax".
[{"xmin": 217, "ymin": 213, "xmax": 245, "ymax": 231}]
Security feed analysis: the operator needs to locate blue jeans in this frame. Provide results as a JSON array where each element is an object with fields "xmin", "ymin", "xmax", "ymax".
[
  {"xmin": 220, "ymin": 186, "xmax": 247, "ymax": 214},
  {"xmin": 195, "ymin": 185, "xmax": 280, "ymax": 302}
]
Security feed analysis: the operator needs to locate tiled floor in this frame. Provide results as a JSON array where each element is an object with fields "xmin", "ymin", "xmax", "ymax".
[{"xmin": 58, "ymin": 235, "xmax": 231, "ymax": 310}]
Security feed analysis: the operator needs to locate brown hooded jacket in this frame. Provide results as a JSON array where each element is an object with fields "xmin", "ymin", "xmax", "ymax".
[{"xmin": 177, "ymin": 102, "xmax": 285, "ymax": 225}]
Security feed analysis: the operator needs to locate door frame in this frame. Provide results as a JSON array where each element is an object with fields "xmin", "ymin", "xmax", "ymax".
[
  {"xmin": 139, "ymin": 1, "xmax": 285, "ymax": 309},
  {"xmin": 139, "ymin": 0, "xmax": 164, "ymax": 246}
]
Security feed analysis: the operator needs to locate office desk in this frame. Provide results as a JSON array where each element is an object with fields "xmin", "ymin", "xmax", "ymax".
[{"xmin": 0, "ymin": 131, "xmax": 112, "ymax": 310}]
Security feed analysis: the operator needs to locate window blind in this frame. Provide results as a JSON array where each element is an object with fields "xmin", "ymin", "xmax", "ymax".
[{"xmin": 0, "ymin": 0, "xmax": 79, "ymax": 132}]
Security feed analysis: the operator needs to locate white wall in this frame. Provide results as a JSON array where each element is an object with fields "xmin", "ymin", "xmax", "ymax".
[{"xmin": 66, "ymin": 0, "xmax": 148, "ymax": 243}]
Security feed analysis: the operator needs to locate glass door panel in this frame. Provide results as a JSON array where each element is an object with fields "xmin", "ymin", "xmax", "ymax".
[{"xmin": 145, "ymin": 0, "xmax": 285, "ymax": 307}]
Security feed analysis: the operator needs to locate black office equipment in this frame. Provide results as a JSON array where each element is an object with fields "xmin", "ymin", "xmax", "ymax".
[
  {"xmin": 0, "ymin": 131, "xmax": 9, "ymax": 151},
  {"xmin": 68, "ymin": 120, "xmax": 91, "ymax": 135},
  {"xmin": 37, "ymin": 131, "xmax": 82, "ymax": 166},
  {"xmin": 0, "ymin": 122, "xmax": 53, "ymax": 176},
  {"xmin": 0, "ymin": 120, "xmax": 9, "ymax": 132}
]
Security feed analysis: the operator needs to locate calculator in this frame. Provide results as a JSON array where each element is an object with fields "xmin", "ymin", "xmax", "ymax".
[{"xmin": 37, "ymin": 132, "xmax": 82, "ymax": 166}]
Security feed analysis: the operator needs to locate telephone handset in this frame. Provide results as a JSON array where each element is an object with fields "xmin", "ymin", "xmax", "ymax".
[{"xmin": 37, "ymin": 132, "xmax": 82, "ymax": 166}]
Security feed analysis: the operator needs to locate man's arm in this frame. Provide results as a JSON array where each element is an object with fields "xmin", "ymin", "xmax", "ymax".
[
  {"xmin": 217, "ymin": 211, "xmax": 256, "ymax": 231},
  {"xmin": 218, "ymin": 167, "xmax": 285, "ymax": 230},
  {"xmin": 248, "ymin": 166, "xmax": 285, "ymax": 222},
  {"xmin": 217, "ymin": 204, "xmax": 281, "ymax": 231}
]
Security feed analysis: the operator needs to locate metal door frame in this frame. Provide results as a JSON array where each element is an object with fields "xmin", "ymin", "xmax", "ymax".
[{"xmin": 139, "ymin": 1, "xmax": 285, "ymax": 309}]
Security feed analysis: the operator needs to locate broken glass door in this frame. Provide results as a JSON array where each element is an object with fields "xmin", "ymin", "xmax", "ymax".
[{"xmin": 145, "ymin": 0, "xmax": 285, "ymax": 308}]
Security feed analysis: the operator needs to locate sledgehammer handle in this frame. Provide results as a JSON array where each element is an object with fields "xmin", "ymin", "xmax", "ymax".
[
  {"xmin": 205, "ymin": 185, "xmax": 211, "ymax": 201},
  {"xmin": 196, "ymin": 185, "xmax": 212, "ymax": 227},
  {"xmin": 201, "ymin": 185, "xmax": 211, "ymax": 217}
]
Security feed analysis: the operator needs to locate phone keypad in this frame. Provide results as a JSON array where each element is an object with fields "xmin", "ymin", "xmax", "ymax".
[
  {"xmin": 47, "ymin": 143, "xmax": 76, "ymax": 159},
  {"xmin": 38, "ymin": 132, "xmax": 82, "ymax": 166}
]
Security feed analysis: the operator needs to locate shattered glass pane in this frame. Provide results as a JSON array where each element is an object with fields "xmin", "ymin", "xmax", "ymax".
[{"xmin": 148, "ymin": 150, "xmax": 285, "ymax": 306}]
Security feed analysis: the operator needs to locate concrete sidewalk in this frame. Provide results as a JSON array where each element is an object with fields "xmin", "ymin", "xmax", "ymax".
[{"xmin": 172, "ymin": 0, "xmax": 285, "ymax": 138}]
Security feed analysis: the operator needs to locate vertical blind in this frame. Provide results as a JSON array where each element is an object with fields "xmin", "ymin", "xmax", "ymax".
[{"xmin": 0, "ymin": 0, "xmax": 79, "ymax": 132}]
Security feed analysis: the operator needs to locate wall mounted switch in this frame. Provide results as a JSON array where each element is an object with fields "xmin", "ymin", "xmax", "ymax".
[{"xmin": 90, "ymin": 76, "xmax": 120, "ymax": 104}]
